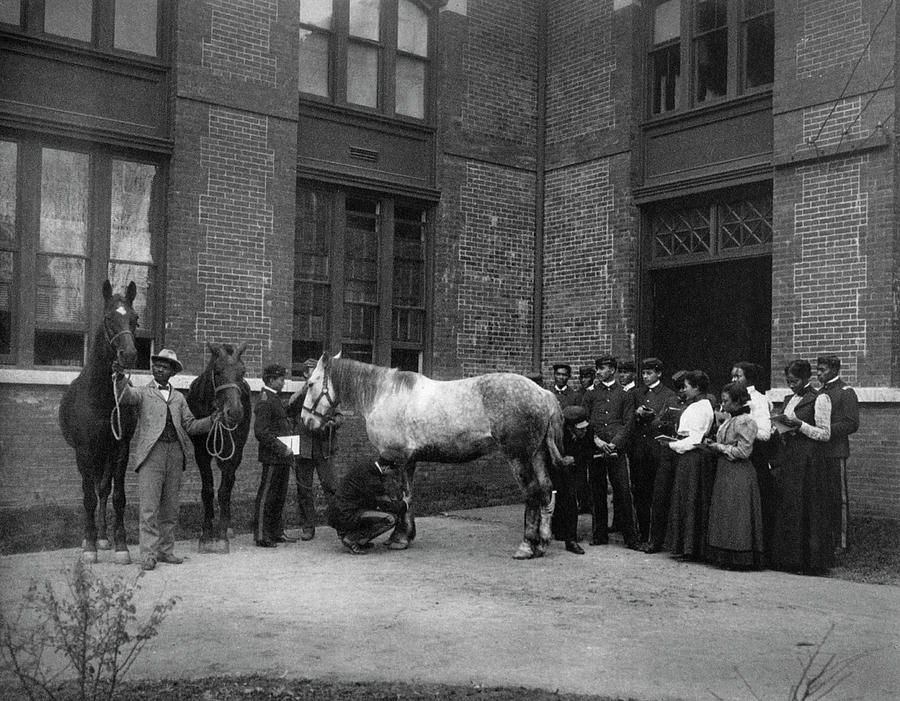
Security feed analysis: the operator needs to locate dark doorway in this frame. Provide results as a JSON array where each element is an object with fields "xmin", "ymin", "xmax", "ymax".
[{"xmin": 646, "ymin": 256, "xmax": 771, "ymax": 394}]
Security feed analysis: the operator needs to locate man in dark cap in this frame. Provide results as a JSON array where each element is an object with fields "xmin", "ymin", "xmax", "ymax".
[
  {"xmin": 583, "ymin": 355, "xmax": 640, "ymax": 549},
  {"xmin": 631, "ymin": 357, "xmax": 680, "ymax": 549},
  {"xmin": 551, "ymin": 405, "xmax": 589, "ymax": 554},
  {"xmin": 618, "ymin": 360, "xmax": 638, "ymax": 392},
  {"xmin": 572, "ymin": 366, "xmax": 596, "ymax": 514},
  {"xmin": 253, "ymin": 363, "xmax": 301, "ymax": 548}
]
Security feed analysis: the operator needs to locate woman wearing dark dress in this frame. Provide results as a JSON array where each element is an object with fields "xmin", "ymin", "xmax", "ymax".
[
  {"xmin": 706, "ymin": 382, "xmax": 764, "ymax": 569},
  {"xmin": 659, "ymin": 370, "xmax": 715, "ymax": 559},
  {"xmin": 769, "ymin": 359, "xmax": 833, "ymax": 575}
]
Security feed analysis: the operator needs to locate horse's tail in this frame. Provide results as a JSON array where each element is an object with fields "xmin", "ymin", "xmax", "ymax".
[{"xmin": 543, "ymin": 396, "xmax": 566, "ymax": 469}]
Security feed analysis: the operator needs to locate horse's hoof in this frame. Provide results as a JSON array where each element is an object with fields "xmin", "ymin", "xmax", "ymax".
[
  {"xmin": 82, "ymin": 550, "xmax": 98, "ymax": 564},
  {"xmin": 113, "ymin": 550, "xmax": 131, "ymax": 565},
  {"xmin": 97, "ymin": 539, "xmax": 111, "ymax": 551},
  {"xmin": 388, "ymin": 539, "xmax": 409, "ymax": 550},
  {"xmin": 226, "ymin": 528, "xmax": 234, "ymax": 540},
  {"xmin": 512, "ymin": 541, "xmax": 535, "ymax": 560}
]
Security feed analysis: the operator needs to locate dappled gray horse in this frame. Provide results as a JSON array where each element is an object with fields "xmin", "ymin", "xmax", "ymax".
[{"xmin": 301, "ymin": 354, "xmax": 566, "ymax": 559}]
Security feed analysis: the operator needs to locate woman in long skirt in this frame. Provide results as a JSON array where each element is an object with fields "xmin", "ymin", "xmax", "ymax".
[
  {"xmin": 706, "ymin": 382, "xmax": 764, "ymax": 569},
  {"xmin": 769, "ymin": 359, "xmax": 833, "ymax": 575},
  {"xmin": 660, "ymin": 370, "xmax": 715, "ymax": 559}
]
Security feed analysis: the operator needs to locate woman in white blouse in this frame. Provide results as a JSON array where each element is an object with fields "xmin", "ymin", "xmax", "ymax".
[
  {"xmin": 657, "ymin": 370, "xmax": 715, "ymax": 559},
  {"xmin": 769, "ymin": 359, "xmax": 833, "ymax": 574}
]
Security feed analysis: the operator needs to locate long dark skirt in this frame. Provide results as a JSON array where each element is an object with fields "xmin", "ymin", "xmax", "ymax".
[
  {"xmin": 769, "ymin": 434, "xmax": 834, "ymax": 574},
  {"xmin": 706, "ymin": 456, "xmax": 764, "ymax": 569},
  {"xmin": 665, "ymin": 449, "xmax": 716, "ymax": 558}
]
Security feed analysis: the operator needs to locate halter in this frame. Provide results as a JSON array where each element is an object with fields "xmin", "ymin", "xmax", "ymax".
[
  {"xmin": 206, "ymin": 371, "xmax": 242, "ymax": 461},
  {"xmin": 105, "ymin": 317, "xmax": 135, "ymax": 442},
  {"xmin": 302, "ymin": 367, "xmax": 337, "ymax": 424}
]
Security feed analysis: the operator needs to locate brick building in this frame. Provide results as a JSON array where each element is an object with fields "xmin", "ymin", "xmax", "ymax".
[{"xmin": 1, "ymin": 0, "xmax": 898, "ymax": 520}]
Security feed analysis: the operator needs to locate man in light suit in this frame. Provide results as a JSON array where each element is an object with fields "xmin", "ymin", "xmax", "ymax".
[{"xmin": 115, "ymin": 349, "xmax": 215, "ymax": 570}]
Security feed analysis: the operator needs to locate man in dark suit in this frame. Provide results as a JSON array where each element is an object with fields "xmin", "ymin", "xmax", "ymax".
[
  {"xmin": 572, "ymin": 366, "xmax": 596, "ymax": 514},
  {"xmin": 582, "ymin": 355, "xmax": 639, "ymax": 549},
  {"xmin": 630, "ymin": 357, "xmax": 681, "ymax": 550},
  {"xmin": 816, "ymin": 354, "xmax": 859, "ymax": 551},
  {"xmin": 550, "ymin": 363, "xmax": 578, "ymax": 410},
  {"xmin": 253, "ymin": 363, "xmax": 300, "ymax": 548}
]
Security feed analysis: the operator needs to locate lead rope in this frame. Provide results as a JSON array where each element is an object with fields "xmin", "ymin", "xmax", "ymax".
[
  {"xmin": 110, "ymin": 370, "xmax": 130, "ymax": 441},
  {"xmin": 207, "ymin": 415, "xmax": 237, "ymax": 461}
]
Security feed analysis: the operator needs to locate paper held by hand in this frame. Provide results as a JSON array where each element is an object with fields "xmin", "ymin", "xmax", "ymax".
[
  {"xmin": 654, "ymin": 435, "xmax": 677, "ymax": 442},
  {"xmin": 277, "ymin": 435, "xmax": 301, "ymax": 455},
  {"xmin": 770, "ymin": 414, "xmax": 795, "ymax": 434}
]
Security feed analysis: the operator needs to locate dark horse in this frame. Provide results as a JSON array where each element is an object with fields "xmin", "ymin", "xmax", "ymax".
[
  {"xmin": 301, "ymin": 354, "xmax": 567, "ymax": 559},
  {"xmin": 187, "ymin": 342, "xmax": 251, "ymax": 553},
  {"xmin": 59, "ymin": 280, "xmax": 139, "ymax": 564}
]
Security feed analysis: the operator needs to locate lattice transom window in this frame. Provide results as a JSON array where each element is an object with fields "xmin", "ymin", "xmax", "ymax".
[{"xmin": 719, "ymin": 196, "xmax": 772, "ymax": 249}]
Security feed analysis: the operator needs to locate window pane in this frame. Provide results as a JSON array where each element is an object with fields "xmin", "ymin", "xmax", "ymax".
[
  {"xmin": 744, "ymin": 0, "xmax": 774, "ymax": 17},
  {"xmin": 40, "ymin": 149, "xmax": 88, "ymax": 256},
  {"xmin": 653, "ymin": 0, "xmax": 680, "ymax": 44},
  {"xmin": 299, "ymin": 29, "xmax": 330, "ymax": 97},
  {"xmin": 395, "ymin": 56, "xmax": 425, "ymax": 118},
  {"xmin": 44, "ymin": 0, "xmax": 92, "ymax": 42},
  {"xmin": 744, "ymin": 13, "xmax": 774, "ymax": 88},
  {"xmin": 696, "ymin": 30, "xmax": 727, "ymax": 102},
  {"xmin": 651, "ymin": 44, "xmax": 680, "ymax": 114},
  {"xmin": 341, "ymin": 341, "xmax": 372, "ymax": 364},
  {"xmin": 398, "ymin": 0, "xmax": 427, "ymax": 56},
  {"xmin": 300, "ymin": 0, "xmax": 333, "ymax": 29},
  {"xmin": 0, "ymin": 141, "xmax": 15, "ymax": 245},
  {"xmin": 108, "ymin": 262, "xmax": 153, "ymax": 329},
  {"xmin": 0, "ymin": 0, "xmax": 21, "ymax": 25},
  {"xmin": 36, "ymin": 255, "xmax": 85, "ymax": 323},
  {"xmin": 34, "ymin": 331, "xmax": 83, "ymax": 366},
  {"xmin": 347, "ymin": 43, "xmax": 379, "ymax": 107},
  {"xmin": 695, "ymin": 0, "xmax": 726, "ymax": 32},
  {"xmin": 110, "ymin": 160, "xmax": 156, "ymax": 262},
  {"xmin": 349, "ymin": 0, "xmax": 380, "ymax": 40},
  {"xmin": 114, "ymin": 0, "xmax": 158, "ymax": 56},
  {"xmin": 0, "ymin": 251, "xmax": 12, "ymax": 355},
  {"xmin": 391, "ymin": 347, "xmax": 420, "ymax": 372}
]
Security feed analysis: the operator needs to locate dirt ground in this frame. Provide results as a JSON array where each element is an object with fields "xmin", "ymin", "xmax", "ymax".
[{"xmin": 1, "ymin": 505, "xmax": 898, "ymax": 700}]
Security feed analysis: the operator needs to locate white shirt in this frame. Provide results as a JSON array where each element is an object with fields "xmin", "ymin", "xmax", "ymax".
[
  {"xmin": 668, "ymin": 399, "xmax": 714, "ymax": 454},
  {"xmin": 784, "ymin": 389, "xmax": 832, "ymax": 441},
  {"xmin": 746, "ymin": 385, "xmax": 772, "ymax": 441}
]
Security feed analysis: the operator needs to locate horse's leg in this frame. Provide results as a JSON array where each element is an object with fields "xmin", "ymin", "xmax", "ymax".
[
  {"xmin": 387, "ymin": 461, "xmax": 416, "ymax": 550},
  {"xmin": 111, "ymin": 444, "xmax": 131, "ymax": 564},
  {"xmin": 196, "ymin": 443, "xmax": 217, "ymax": 551},
  {"xmin": 216, "ymin": 459, "xmax": 238, "ymax": 552},
  {"xmin": 532, "ymin": 448, "xmax": 556, "ymax": 551},
  {"xmin": 78, "ymin": 455, "xmax": 99, "ymax": 564},
  {"xmin": 510, "ymin": 457, "xmax": 542, "ymax": 560},
  {"xmin": 96, "ymin": 458, "xmax": 113, "ymax": 551}
]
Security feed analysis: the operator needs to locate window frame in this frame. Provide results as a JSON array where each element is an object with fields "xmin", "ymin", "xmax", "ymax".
[
  {"xmin": 0, "ymin": 134, "xmax": 165, "ymax": 368},
  {"xmin": 292, "ymin": 183, "xmax": 430, "ymax": 375},
  {"xmin": 298, "ymin": 0, "xmax": 435, "ymax": 123},
  {"xmin": 646, "ymin": 0, "xmax": 773, "ymax": 118},
  {"xmin": 0, "ymin": 0, "xmax": 168, "ymax": 62}
]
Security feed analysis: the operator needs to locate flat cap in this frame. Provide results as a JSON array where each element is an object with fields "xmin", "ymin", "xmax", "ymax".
[{"xmin": 563, "ymin": 405, "xmax": 589, "ymax": 429}]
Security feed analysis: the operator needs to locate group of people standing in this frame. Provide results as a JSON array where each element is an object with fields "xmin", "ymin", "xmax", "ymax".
[{"xmin": 544, "ymin": 354, "xmax": 858, "ymax": 575}]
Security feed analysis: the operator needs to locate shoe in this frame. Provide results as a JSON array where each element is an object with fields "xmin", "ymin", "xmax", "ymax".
[
  {"xmin": 274, "ymin": 533, "xmax": 298, "ymax": 543},
  {"xmin": 341, "ymin": 536, "xmax": 373, "ymax": 555},
  {"xmin": 255, "ymin": 539, "xmax": 277, "ymax": 548},
  {"xmin": 565, "ymin": 541, "xmax": 585, "ymax": 555},
  {"xmin": 590, "ymin": 538, "xmax": 608, "ymax": 546},
  {"xmin": 156, "ymin": 552, "xmax": 184, "ymax": 564},
  {"xmin": 141, "ymin": 555, "xmax": 156, "ymax": 571},
  {"xmin": 300, "ymin": 528, "xmax": 315, "ymax": 541}
]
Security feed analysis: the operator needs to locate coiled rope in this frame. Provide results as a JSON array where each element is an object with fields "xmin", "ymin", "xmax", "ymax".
[
  {"xmin": 110, "ymin": 370, "xmax": 130, "ymax": 441},
  {"xmin": 206, "ymin": 415, "xmax": 237, "ymax": 461}
]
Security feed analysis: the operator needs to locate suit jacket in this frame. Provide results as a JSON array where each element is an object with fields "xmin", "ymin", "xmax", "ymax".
[
  {"xmin": 582, "ymin": 381, "xmax": 635, "ymax": 448},
  {"xmin": 632, "ymin": 382, "xmax": 680, "ymax": 438},
  {"xmin": 552, "ymin": 384, "xmax": 579, "ymax": 410},
  {"xmin": 118, "ymin": 379, "xmax": 213, "ymax": 470},
  {"xmin": 818, "ymin": 378, "xmax": 859, "ymax": 459},
  {"xmin": 254, "ymin": 388, "xmax": 298, "ymax": 465}
]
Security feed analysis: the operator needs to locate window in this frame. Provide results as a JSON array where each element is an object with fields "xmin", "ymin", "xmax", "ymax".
[
  {"xmin": 648, "ymin": 0, "xmax": 773, "ymax": 116},
  {"xmin": 298, "ymin": 0, "xmax": 433, "ymax": 120},
  {"xmin": 0, "ymin": 138, "xmax": 163, "ymax": 367},
  {"xmin": 3, "ymin": 0, "xmax": 161, "ymax": 57},
  {"xmin": 293, "ymin": 185, "xmax": 428, "ymax": 374}
]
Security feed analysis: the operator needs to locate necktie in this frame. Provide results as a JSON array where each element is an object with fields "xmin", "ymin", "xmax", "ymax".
[{"xmin": 158, "ymin": 384, "xmax": 169, "ymax": 391}]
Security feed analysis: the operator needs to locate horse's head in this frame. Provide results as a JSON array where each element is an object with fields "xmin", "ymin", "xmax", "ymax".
[
  {"xmin": 101, "ymin": 280, "xmax": 138, "ymax": 369},
  {"xmin": 206, "ymin": 341, "xmax": 248, "ymax": 426},
  {"xmin": 302, "ymin": 352, "xmax": 340, "ymax": 431}
]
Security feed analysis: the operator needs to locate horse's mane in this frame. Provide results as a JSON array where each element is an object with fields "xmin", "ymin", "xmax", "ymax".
[{"xmin": 330, "ymin": 358, "xmax": 418, "ymax": 413}]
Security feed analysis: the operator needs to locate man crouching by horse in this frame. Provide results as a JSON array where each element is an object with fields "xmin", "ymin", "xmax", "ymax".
[
  {"xmin": 327, "ymin": 459, "xmax": 410, "ymax": 554},
  {"xmin": 114, "ymin": 349, "xmax": 217, "ymax": 571}
]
